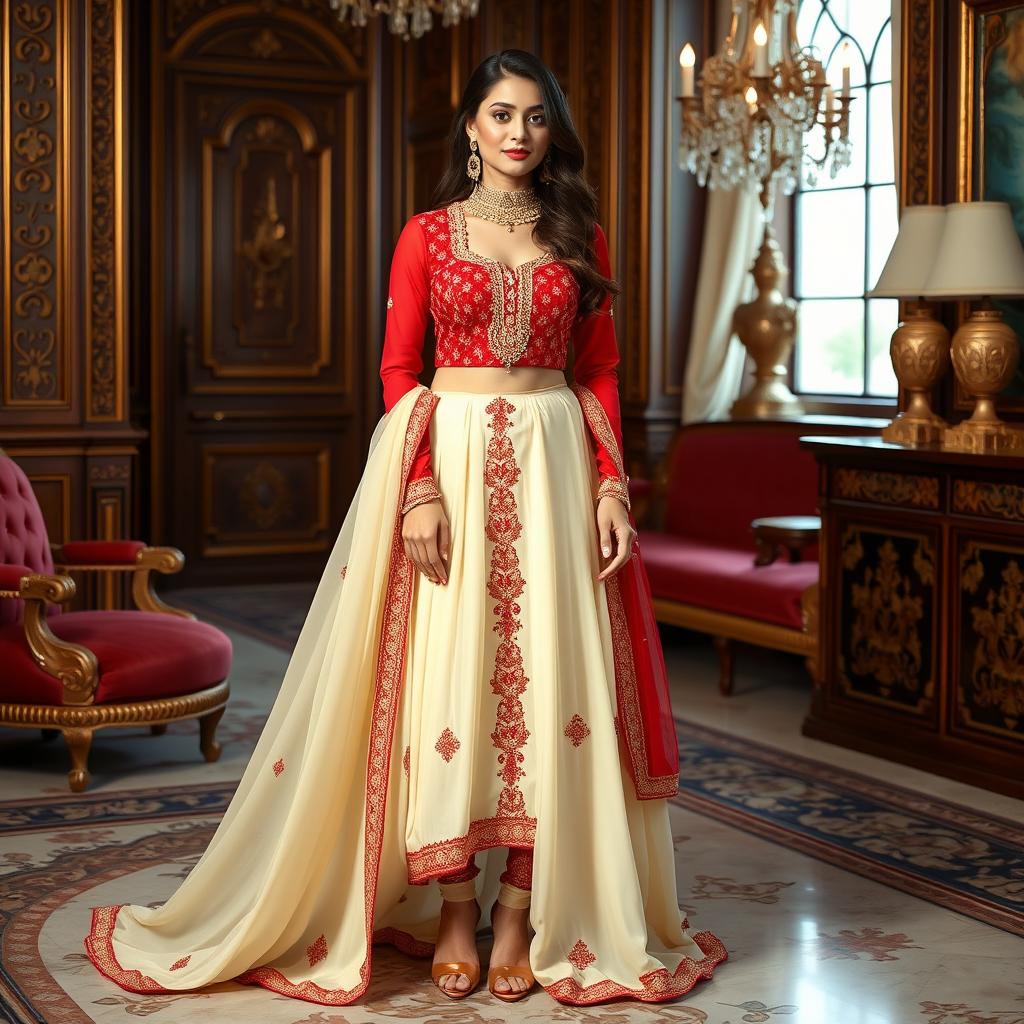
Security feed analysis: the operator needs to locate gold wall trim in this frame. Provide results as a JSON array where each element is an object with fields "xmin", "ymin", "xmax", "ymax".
[
  {"xmin": 86, "ymin": 0, "xmax": 127, "ymax": 421},
  {"xmin": 3, "ymin": 0, "xmax": 69, "ymax": 408},
  {"xmin": 900, "ymin": 0, "xmax": 940, "ymax": 207}
]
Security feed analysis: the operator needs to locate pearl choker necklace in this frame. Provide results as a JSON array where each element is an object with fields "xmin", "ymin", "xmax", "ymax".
[{"xmin": 462, "ymin": 182, "xmax": 542, "ymax": 232}]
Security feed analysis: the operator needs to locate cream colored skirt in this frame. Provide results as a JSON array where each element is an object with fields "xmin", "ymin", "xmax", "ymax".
[{"xmin": 84, "ymin": 382, "xmax": 725, "ymax": 1006}]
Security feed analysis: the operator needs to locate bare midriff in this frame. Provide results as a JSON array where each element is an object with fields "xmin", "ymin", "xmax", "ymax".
[{"xmin": 430, "ymin": 365, "xmax": 567, "ymax": 393}]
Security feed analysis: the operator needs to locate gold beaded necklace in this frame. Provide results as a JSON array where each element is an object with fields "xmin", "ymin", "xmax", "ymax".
[{"xmin": 462, "ymin": 181, "xmax": 542, "ymax": 233}]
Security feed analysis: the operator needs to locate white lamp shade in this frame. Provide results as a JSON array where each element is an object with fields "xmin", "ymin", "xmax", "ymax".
[
  {"xmin": 869, "ymin": 204, "xmax": 946, "ymax": 297},
  {"xmin": 921, "ymin": 201, "xmax": 1024, "ymax": 298}
]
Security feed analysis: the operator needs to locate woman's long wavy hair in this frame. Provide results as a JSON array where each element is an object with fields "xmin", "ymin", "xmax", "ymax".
[{"xmin": 430, "ymin": 49, "xmax": 619, "ymax": 318}]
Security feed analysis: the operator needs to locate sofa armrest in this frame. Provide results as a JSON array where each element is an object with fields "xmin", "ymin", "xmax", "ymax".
[{"xmin": 0, "ymin": 571, "xmax": 99, "ymax": 701}]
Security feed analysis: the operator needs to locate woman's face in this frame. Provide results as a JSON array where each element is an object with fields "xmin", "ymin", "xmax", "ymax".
[{"xmin": 466, "ymin": 74, "xmax": 551, "ymax": 188}]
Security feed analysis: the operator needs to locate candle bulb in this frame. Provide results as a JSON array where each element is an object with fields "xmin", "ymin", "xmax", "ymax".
[
  {"xmin": 680, "ymin": 43, "xmax": 695, "ymax": 97},
  {"xmin": 840, "ymin": 41, "xmax": 851, "ymax": 96},
  {"xmin": 745, "ymin": 84, "xmax": 758, "ymax": 114},
  {"xmin": 753, "ymin": 21, "xmax": 769, "ymax": 76}
]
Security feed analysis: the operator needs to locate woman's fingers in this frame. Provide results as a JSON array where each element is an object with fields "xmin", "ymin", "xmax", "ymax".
[{"xmin": 598, "ymin": 522, "xmax": 635, "ymax": 580}]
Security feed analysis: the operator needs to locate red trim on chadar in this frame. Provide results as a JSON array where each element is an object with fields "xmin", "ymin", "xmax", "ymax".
[
  {"xmin": 83, "ymin": 387, "xmax": 441, "ymax": 1006},
  {"xmin": 570, "ymin": 383, "xmax": 679, "ymax": 800},
  {"xmin": 543, "ymin": 929, "xmax": 728, "ymax": 1005},
  {"xmin": 406, "ymin": 814, "xmax": 536, "ymax": 883}
]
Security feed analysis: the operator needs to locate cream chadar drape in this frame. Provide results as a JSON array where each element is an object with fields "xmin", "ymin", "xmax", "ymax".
[{"xmin": 84, "ymin": 383, "xmax": 726, "ymax": 1006}]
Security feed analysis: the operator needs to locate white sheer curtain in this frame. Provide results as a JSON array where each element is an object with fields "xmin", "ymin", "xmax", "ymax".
[{"xmin": 680, "ymin": 0, "xmax": 762, "ymax": 424}]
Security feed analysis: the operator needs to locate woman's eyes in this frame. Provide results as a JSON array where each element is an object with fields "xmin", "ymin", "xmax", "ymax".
[{"xmin": 493, "ymin": 112, "xmax": 546, "ymax": 125}]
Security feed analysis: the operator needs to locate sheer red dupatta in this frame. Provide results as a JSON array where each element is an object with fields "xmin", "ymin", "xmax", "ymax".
[{"xmin": 568, "ymin": 223, "xmax": 678, "ymax": 801}]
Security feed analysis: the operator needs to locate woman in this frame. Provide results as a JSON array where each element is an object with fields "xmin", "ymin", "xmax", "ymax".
[{"xmin": 83, "ymin": 49, "xmax": 726, "ymax": 1007}]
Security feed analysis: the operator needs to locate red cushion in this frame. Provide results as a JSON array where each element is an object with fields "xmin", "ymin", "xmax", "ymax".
[
  {"xmin": 61, "ymin": 540, "xmax": 145, "ymax": 564},
  {"xmin": 639, "ymin": 531, "xmax": 817, "ymax": 630},
  {"xmin": 0, "ymin": 611, "xmax": 233, "ymax": 705},
  {"xmin": 0, "ymin": 455, "xmax": 57, "ymax": 626},
  {"xmin": 664, "ymin": 429, "xmax": 820, "ymax": 550}
]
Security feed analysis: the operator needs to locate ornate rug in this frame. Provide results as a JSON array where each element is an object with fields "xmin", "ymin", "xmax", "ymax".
[{"xmin": 674, "ymin": 717, "xmax": 1024, "ymax": 937}]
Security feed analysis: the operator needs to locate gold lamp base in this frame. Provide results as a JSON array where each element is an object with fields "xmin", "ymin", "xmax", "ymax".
[
  {"xmin": 942, "ymin": 304, "xmax": 1024, "ymax": 456},
  {"xmin": 943, "ymin": 418, "xmax": 1024, "ymax": 454},
  {"xmin": 880, "ymin": 305, "xmax": 950, "ymax": 445}
]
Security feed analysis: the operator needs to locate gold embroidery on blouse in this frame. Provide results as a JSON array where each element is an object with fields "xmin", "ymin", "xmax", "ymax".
[{"xmin": 447, "ymin": 202, "xmax": 554, "ymax": 370}]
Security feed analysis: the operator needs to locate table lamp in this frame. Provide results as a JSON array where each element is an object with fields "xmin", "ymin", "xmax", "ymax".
[
  {"xmin": 921, "ymin": 201, "xmax": 1024, "ymax": 454},
  {"xmin": 869, "ymin": 205, "xmax": 950, "ymax": 444}
]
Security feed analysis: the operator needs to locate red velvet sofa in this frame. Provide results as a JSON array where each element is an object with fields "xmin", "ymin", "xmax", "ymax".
[{"xmin": 632, "ymin": 418, "xmax": 882, "ymax": 693}]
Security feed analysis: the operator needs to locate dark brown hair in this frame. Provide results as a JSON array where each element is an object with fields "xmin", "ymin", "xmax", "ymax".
[{"xmin": 430, "ymin": 48, "xmax": 619, "ymax": 318}]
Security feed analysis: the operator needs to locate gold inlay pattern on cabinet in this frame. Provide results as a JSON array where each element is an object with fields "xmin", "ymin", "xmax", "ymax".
[
  {"xmin": 960, "ymin": 541, "xmax": 1024, "ymax": 739},
  {"xmin": 953, "ymin": 479, "xmax": 1024, "ymax": 523},
  {"xmin": 834, "ymin": 468, "xmax": 939, "ymax": 510},
  {"xmin": 838, "ymin": 525, "xmax": 936, "ymax": 714}
]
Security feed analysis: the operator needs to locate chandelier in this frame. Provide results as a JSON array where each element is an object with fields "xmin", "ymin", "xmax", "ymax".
[
  {"xmin": 676, "ymin": 0, "xmax": 856, "ymax": 420},
  {"xmin": 678, "ymin": 0, "xmax": 852, "ymax": 195},
  {"xmin": 329, "ymin": 0, "xmax": 480, "ymax": 40}
]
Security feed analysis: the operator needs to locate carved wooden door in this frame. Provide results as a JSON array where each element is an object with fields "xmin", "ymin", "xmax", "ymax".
[{"xmin": 155, "ymin": 3, "xmax": 376, "ymax": 585}]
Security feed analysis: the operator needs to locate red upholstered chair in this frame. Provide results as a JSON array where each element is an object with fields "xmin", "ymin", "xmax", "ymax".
[{"xmin": 0, "ymin": 451, "xmax": 232, "ymax": 792}]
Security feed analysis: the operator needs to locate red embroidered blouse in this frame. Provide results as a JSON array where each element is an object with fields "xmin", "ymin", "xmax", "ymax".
[{"xmin": 380, "ymin": 202, "xmax": 629, "ymax": 514}]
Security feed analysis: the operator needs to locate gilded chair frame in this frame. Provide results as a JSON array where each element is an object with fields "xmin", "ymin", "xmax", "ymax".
[{"xmin": 0, "ymin": 546, "xmax": 229, "ymax": 792}]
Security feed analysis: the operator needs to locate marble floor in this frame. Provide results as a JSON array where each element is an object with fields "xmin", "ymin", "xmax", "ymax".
[{"xmin": 1, "ymin": 606, "xmax": 1022, "ymax": 1024}]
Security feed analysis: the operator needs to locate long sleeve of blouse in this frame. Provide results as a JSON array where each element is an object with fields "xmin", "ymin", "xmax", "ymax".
[
  {"xmin": 379, "ymin": 217, "xmax": 439, "ymax": 513},
  {"xmin": 572, "ymin": 223, "xmax": 630, "ymax": 507}
]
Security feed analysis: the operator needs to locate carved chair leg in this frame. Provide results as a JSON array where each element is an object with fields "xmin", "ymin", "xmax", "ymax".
[
  {"xmin": 63, "ymin": 726, "xmax": 94, "ymax": 792},
  {"xmin": 199, "ymin": 706, "xmax": 225, "ymax": 763},
  {"xmin": 150, "ymin": 723, "xmax": 168, "ymax": 735},
  {"xmin": 712, "ymin": 636, "xmax": 735, "ymax": 696}
]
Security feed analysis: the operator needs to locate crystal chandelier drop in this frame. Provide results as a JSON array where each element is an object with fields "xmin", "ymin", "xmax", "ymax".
[
  {"xmin": 329, "ymin": 0, "xmax": 480, "ymax": 40},
  {"xmin": 677, "ymin": 0, "xmax": 852, "ymax": 196}
]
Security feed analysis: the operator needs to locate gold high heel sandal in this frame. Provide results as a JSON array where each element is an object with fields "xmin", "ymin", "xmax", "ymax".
[
  {"xmin": 487, "ymin": 898, "xmax": 535, "ymax": 1002},
  {"xmin": 431, "ymin": 898, "xmax": 481, "ymax": 999}
]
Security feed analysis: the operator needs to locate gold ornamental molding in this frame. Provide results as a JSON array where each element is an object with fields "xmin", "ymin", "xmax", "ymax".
[
  {"xmin": 86, "ymin": 0, "xmax": 127, "ymax": 421},
  {"xmin": 900, "ymin": 0, "xmax": 941, "ymax": 207},
  {"xmin": 834, "ymin": 468, "xmax": 940, "ymax": 510},
  {"xmin": 2, "ymin": 0, "xmax": 69, "ymax": 408},
  {"xmin": 953, "ymin": 479, "xmax": 1024, "ymax": 523}
]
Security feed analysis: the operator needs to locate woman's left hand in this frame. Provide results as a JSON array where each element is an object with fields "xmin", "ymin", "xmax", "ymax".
[{"xmin": 596, "ymin": 495, "xmax": 635, "ymax": 581}]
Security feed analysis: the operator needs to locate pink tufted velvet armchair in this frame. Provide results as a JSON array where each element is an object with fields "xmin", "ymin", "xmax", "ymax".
[{"xmin": 0, "ymin": 451, "xmax": 233, "ymax": 792}]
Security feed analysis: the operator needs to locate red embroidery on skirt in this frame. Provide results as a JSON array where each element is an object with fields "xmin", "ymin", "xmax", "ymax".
[
  {"xmin": 273, "ymin": 758, "xmax": 285, "ymax": 776},
  {"xmin": 564, "ymin": 713, "xmax": 591, "ymax": 747},
  {"xmin": 169, "ymin": 955, "xmax": 191, "ymax": 971},
  {"xmin": 568, "ymin": 939, "xmax": 596, "ymax": 971},
  {"xmin": 483, "ymin": 396, "xmax": 530, "ymax": 818},
  {"xmin": 435, "ymin": 727, "xmax": 460, "ymax": 762},
  {"xmin": 340, "ymin": 564, "xmax": 347, "ymax": 579},
  {"xmin": 306, "ymin": 933, "xmax": 328, "ymax": 967},
  {"xmin": 403, "ymin": 744, "xmax": 410, "ymax": 776},
  {"xmin": 406, "ymin": 814, "xmax": 536, "ymax": 883}
]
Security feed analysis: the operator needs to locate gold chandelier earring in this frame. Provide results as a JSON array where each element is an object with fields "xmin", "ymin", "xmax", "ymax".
[
  {"xmin": 466, "ymin": 137, "xmax": 481, "ymax": 183},
  {"xmin": 539, "ymin": 153, "xmax": 552, "ymax": 184}
]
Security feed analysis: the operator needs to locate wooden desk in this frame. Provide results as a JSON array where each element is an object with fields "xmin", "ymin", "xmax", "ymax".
[{"xmin": 800, "ymin": 435, "xmax": 1024, "ymax": 799}]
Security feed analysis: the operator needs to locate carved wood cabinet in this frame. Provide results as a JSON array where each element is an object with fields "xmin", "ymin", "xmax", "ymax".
[{"xmin": 802, "ymin": 436, "xmax": 1024, "ymax": 799}]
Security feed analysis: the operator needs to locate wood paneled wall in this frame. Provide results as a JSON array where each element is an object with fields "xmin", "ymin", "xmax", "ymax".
[
  {"xmin": 2, "ymin": 0, "xmax": 708, "ymax": 587},
  {"xmin": 1, "ymin": 0, "xmax": 140, "ymax": 605}
]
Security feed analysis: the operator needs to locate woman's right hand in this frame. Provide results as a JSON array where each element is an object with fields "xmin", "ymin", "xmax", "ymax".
[{"xmin": 401, "ymin": 500, "xmax": 450, "ymax": 585}]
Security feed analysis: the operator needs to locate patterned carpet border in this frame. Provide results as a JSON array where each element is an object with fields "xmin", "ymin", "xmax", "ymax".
[{"xmin": 673, "ymin": 716, "xmax": 1024, "ymax": 937}]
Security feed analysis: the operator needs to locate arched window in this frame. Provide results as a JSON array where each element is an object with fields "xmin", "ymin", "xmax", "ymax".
[{"xmin": 792, "ymin": 1, "xmax": 897, "ymax": 398}]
